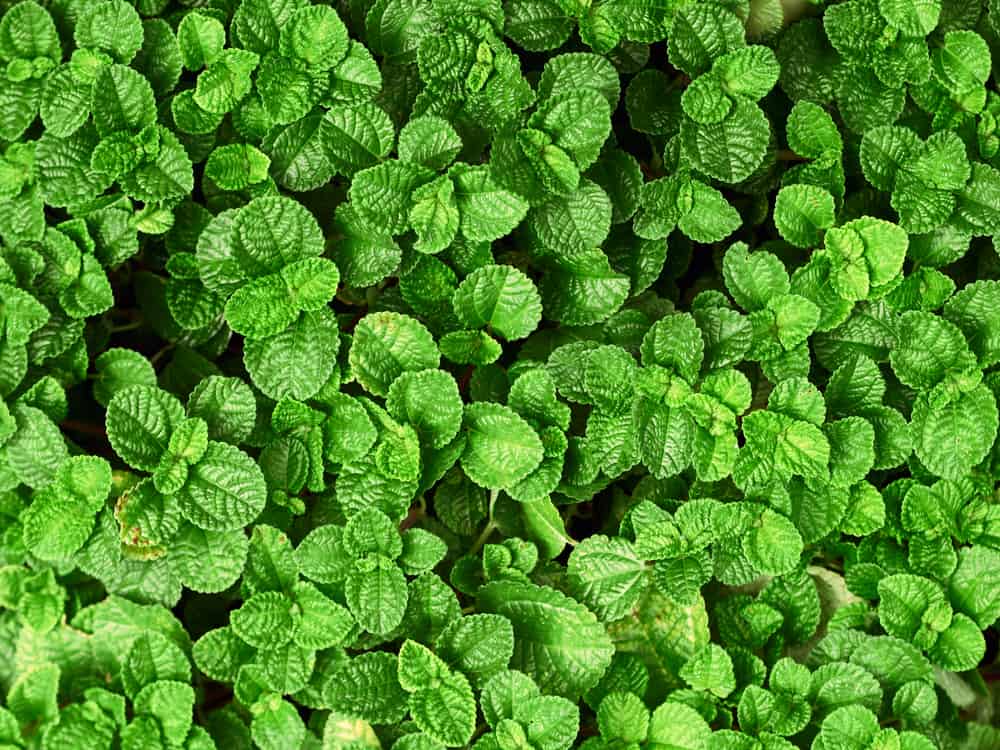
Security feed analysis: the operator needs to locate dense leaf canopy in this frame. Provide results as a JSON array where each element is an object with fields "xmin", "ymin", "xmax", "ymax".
[{"xmin": 0, "ymin": 0, "xmax": 999, "ymax": 749}]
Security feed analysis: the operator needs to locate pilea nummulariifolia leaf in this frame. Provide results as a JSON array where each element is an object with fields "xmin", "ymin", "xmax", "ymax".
[{"xmin": 0, "ymin": 0, "xmax": 999, "ymax": 747}]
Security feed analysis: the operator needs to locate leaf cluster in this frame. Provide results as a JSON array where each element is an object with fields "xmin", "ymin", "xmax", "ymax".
[{"xmin": 0, "ymin": 0, "xmax": 999, "ymax": 749}]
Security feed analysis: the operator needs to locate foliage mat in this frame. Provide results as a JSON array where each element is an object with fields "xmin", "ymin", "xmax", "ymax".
[{"xmin": 0, "ymin": 0, "xmax": 999, "ymax": 748}]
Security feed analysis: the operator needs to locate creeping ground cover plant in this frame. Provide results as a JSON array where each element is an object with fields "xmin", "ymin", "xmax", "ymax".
[{"xmin": 3, "ymin": 0, "xmax": 1000, "ymax": 748}]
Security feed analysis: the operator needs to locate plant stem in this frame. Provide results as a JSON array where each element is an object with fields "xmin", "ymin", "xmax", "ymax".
[
  {"xmin": 109, "ymin": 320, "xmax": 143, "ymax": 333},
  {"xmin": 150, "ymin": 343, "xmax": 175, "ymax": 367},
  {"xmin": 399, "ymin": 496, "xmax": 427, "ymax": 532},
  {"xmin": 469, "ymin": 490, "xmax": 498, "ymax": 555}
]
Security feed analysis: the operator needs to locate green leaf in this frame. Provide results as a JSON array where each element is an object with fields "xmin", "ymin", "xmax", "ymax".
[
  {"xmin": 410, "ymin": 175, "xmax": 460, "ymax": 254},
  {"xmin": 890, "ymin": 311, "xmax": 976, "ymax": 390},
  {"xmin": 279, "ymin": 5, "xmax": 349, "ymax": 69},
  {"xmin": 911, "ymin": 383, "xmax": 997, "ymax": 480},
  {"xmin": 225, "ymin": 275, "xmax": 299, "ymax": 339},
  {"xmin": 23, "ymin": 455, "xmax": 112, "ymax": 561},
  {"xmin": 452, "ymin": 264, "xmax": 542, "ymax": 341},
  {"xmin": 398, "ymin": 528, "xmax": 447, "ymax": 576},
  {"xmin": 640, "ymin": 313, "xmax": 704, "ymax": 383},
  {"xmin": 860, "ymin": 125, "xmax": 922, "ymax": 192},
  {"xmin": 92, "ymin": 64, "xmax": 156, "ymax": 137},
  {"xmin": 398, "ymin": 639, "xmax": 451, "ymax": 690},
  {"xmin": 400, "ymin": 644, "xmax": 477, "ymax": 746},
  {"xmin": 949, "ymin": 546, "xmax": 1000, "ymax": 628},
  {"xmin": 74, "ymin": 0, "xmax": 143, "ymax": 63},
  {"xmin": 35, "ymin": 127, "xmax": 111, "ymax": 207},
  {"xmin": 255, "ymin": 53, "xmax": 326, "ymax": 125},
  {"xmin": 232, "ymin": 590, "xmax": 293, "ymax": 648},
  {"xmin": 450, "ymin": 164, "xmax": 529, "ymax": 243},
  {"xmin": 678, "ymin": 180, "xmax": 741, "ymax": 243},
  {"xmin": 324, "ymin": 652, "xmax": 408, "ymax": 725},
  {"xmin": 133, "ymin": 680, "xmax": 194, "ymax": 746},
  {"xmin": 232, "ymin": 195, "xmax": 324, "ymax": 276},
  {"xmin": 265, "ymin": 114, "xmax": 333, "ymax": 191},
  {"xmin": 668, "ymin": 2, "xmax": 746, "ymax": 77},
  {"xmin": 742, "ymin": 507, "xmax": 804, "ymax": 577},
  {"xmin": 826, "ymin": 417, "xmax": 876, "ymax": 487},
  {"xmin": 387, "ymin": 369, "xmax": 463, "ymax": 449},
  {"xmin": 321, "ymin": 102, "xmax": 395, "ymax": 176},
  {"xmin": 349, "ymin": 312, "xmax": 440, "ymax": 397},
  {"xmin": 122, "ymin": 127, "xmax": 194, "ymax": 203},
  {"xmin": 187, "ymin": 375, "xmax": 257, "ymax": 445},
  {"xmin": 878, "ymin": 574, "xmax": 950, "ymax": 647},
  {"xmin": 38, "ymin": 65, "xmax": 89, "ymax": 139},
  {"xmin": 93, "ymin": 348, "xmax": 156, "ymax": 408},
  {"xmin": 931, "ymin": 30, "xmax": 990, "ymax": 96},
  {"xmin": 505, "ymin": 0, "xmax": 575, "ymax": 52},
  {"xmin": 122, "ymin": 631, "xmax": 191, "ymax": 699},
  {"xmin": 440, "ymin": 330, "xmax": 502, "ymax": 365},
  {"xmin": 774, "ymin": 185, "xmax": 836, "ymax": 248},
  {"xmin": 399, "ymin": 116, "xmax": 463, "ymax": 171},
  {"xmin": 724, "ymin": 243, "xmax": 790, "ymax": 312},
  {"xmin": 171, "ymin": 524, "xmax": 249, "ymax": 593},
  {"xmin": 638, "ymin": 403, "xmax": 694, "ymax": 480},
  {"xmin": 567, "ymin": 535, "xmax": 647, "ymax": 622},
  {"xmin": 351, "ymin": 160, "xmax": 434, "ymax": 235},
  {"xmin": 679, "ymin": 643, "xmax": 736, "ymax": 698},
  {"xmin": 634, "ymin": 174, "xmax": 692, "ymax": 240},
  {"xmin": 323, "ymin": 715, "xmax": 381, "ymax": 750},
  {"xmin": 7, "ymin": 663, "xmax": 59, "ymax": 726},
  {"xmin": 205, "ymin": 144, "xmax": 271, "ymax": 191},
  {"xmin": 715, "ymin": 45, "xmax": 780, "ymax": 100},
  {"xmin": 521, "ymin": 495, "xmax": 572, "ymax": 557},
  {"xmin": 825, "ymin": 217, "xmax": 908, "ymax": 302},
  {"xmin": 461, "ymin": 403, "xmax": 544, "ymax": 489},
  {"xmin": 194, "ymin": 49, "xmax": 259, "ymax": 114},
  {"xmin": 251, "ymin": 696, "xmax": 306, "ymax": 750},
  {"xmin": 879, "ymin": 0, "xmax": 941, "ymax": 37},
  {"xmin": 176, "ymin": 441, "xmax": 267, "ymax": 531},
  {"xmin": 954, "ymin": 163, "xmax": 1000, "ymax": 237},
  {"xmin": 135, "ymin": 19, "xmax": 183, "ymax": 99},
  {"xmin": 538, "ymin": 245, "xmax": 630, "ymax": 326},
  {"xmin": 232, "ymin": 0, "xmax": 308, "ymax": 54},
  {"xmin": 321, "ymin": 394, "xmax": 377, "ymax": 467},
  {"xmin": 511, "ymin": 696, "xmax": 579, "ymax": 750},
  {"xmin": 295, "ymin": 525, "xmax": 353, "ymax": 585},
  {"xmin": 652, "ymin": 553, "xmax": 713, "ymax": 604},
  {"xmin": 646, "ymin": 700, "xmax": 712, "ymax": 750},
  {"xmin": 943, "ymin": 280, "xmax": 1000, "ymax": 367},
  {"xmin": 529, "ymin": 89, "xmax": 611, "ymax": 170},
  {"xmin": 177, "ymin": 12, "xmax": 225, "ymax": 71},
  {"xmin": 292, "ymin": 581, "xmax": 354, "ymax": 650},
  {"xmin": 284, "ymin": 257, "xmax": 340, "ymax": 311},
  {"xmin": 597, "ymin": 692, "xmax": 648, "ymax": 743},
  {"xmin": 892, "ymin": 681, "xmax": 936, "ymax": 726},
  {"xmin": 0, "ymin": 1, "xmax": 60, "ymax": 62},
  {"xmin": 345, "ymin": 555, "xmax": 409, "ymax": 634},
  {"xmin": 41, "ymin": 703, "xmax": 117, "ymax": 748},
  {"xmin": 480, "ymin": 670, "xmax": 540, "ymax": 728},
  {"xmin": 682, "ymin": 73, "xmax": 732, "ymax": 125},
  {"xmin": 681, "ymin": 99, "xmax": 770, "ymax": 184},
  {"xmin": 244, "ymin": 309, "xmax": 340, "ymax": 400},
  {"xmin": 477, "ymin": 581, "xmax": 614, "ymax": 699},
  {"xmin": 107, "ymin": 385, "xmax": 186, "ymax": 472},
  {"xmin": 436, "ymin": 614, "xmax": 514, "ymax": 682},
  {"xmin": 928, "ymin": 613, "xmax": 984, "ymax": 671}
]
